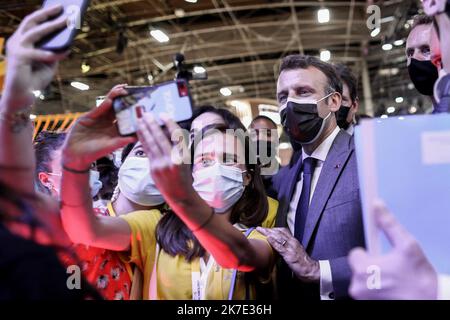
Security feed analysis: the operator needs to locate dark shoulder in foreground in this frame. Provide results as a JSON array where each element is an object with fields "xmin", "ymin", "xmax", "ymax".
[{"xmin": 0, "ymin": 223, "xmax": 98, "ymax": 300}]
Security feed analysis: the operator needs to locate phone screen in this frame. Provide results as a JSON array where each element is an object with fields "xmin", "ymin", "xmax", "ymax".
[
  {"xmin": 113, "ymin": 80, "xmax": 193, "ymax": 136},
  {"xmin": 38, "ymin": 0, "xmax": 89, "ymax": 51}
]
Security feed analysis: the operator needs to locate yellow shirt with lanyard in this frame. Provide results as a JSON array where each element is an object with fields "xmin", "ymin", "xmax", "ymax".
[{"xmin": 120, "ymin": 210, "xmax": 273, "ymax": 300}]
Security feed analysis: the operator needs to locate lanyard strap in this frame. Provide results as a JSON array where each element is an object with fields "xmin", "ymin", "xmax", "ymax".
[
  {"xmin": 190, "ymin": 227, "xmax": 255, "ymax": 300},
  {"xmin": 192, "ymin": 255, "xmax": 215, "ymax": 300},
  {"xmin": 148, "ymin": 243, "xmax": 159, "ymax": 300},
  {"xmin": 228, "ymin": 227, "xmax": 255, "ymax": 300}
]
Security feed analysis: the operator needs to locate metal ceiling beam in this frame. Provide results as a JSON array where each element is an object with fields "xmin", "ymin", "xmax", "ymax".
[
  {"xmin": 123, "ymin": 1, "xmax": 370, "ymax": 28},
  {"xmin": 82, "ymin": 19, "xmax": 368, "ymax": 58}
]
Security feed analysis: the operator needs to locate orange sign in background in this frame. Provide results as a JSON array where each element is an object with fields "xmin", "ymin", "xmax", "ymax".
[{"xmin": 32, "ymin": 112, "xmax": 84, "ymax": 140}]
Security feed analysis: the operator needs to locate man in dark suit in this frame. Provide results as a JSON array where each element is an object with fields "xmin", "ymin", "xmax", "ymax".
[{"xmin": 258, "ymin": 55, "xmax": 365, "ymax": 300}]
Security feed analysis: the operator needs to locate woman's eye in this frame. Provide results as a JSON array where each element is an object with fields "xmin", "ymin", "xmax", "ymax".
[
  {"xmin": 135, "ymin": 150, "xmax": 145, "ymax": 157},
  {"xmin": 201, "ymin": 158, "xmax": 214, "ymax": 166}
]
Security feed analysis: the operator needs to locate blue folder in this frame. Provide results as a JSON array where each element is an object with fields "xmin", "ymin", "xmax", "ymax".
[{"xmin": 355, "ymin": 114, "xmax": 450, "ymax": 274}]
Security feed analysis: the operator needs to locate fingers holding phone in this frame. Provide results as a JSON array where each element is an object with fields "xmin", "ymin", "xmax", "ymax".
[
  {"xmin": 2, "ymin": 4, "xmax": 74, "ymax": 110},
  {"xmin": 62, "ymin": 85, "xmax": 136, "ymax": 172}
]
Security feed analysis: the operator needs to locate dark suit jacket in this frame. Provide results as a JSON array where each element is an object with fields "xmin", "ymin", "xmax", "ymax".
[{"xmin": 268, "ymin": 130, "xmax": 365, "ymax": 299}]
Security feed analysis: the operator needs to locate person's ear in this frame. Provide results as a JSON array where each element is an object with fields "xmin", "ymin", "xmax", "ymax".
[
  {"xmin": 38, "ymin": 172, "xmax": 51, "ymax": 187},
  {"xmin": 243, "ymin": 171, "xmax": 252, "ymax": 187},
  {"xmin": 352, "ymin": 97, "xmax": 360, "ymax": 112},
  {"xmin": 329, "ymin": 92, "xmax": 342, "ymax": 113}
]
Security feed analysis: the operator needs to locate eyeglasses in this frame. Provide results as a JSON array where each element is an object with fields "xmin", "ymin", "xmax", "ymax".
[{"xmin": 47, "ymin": 172, "xmax": 62, "ymax": 177}]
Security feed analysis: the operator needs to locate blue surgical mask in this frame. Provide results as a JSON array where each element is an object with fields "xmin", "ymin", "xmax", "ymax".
[{"xmin": 89, "ymin": 170, "xmax": 103, "ymax": 198}]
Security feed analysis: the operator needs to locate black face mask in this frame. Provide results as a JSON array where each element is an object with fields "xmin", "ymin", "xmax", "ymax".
[
  {"xmin": 280, "ymin": 97, "xmax": 330, "ymax": 145},
  {"xmin": 336, "ymin": 106, "xmax": 351, "ymax": 130},
  {"xmin": 408, "ymin": 58, "xmax": 439, "ymax": 96},
  {"xmin": 256, "ymin": 140, "xmax": 276, "ymax": 166}
]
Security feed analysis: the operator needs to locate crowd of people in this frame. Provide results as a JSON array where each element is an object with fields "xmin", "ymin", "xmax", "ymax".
[{"xmin": 0, "ymin": 0, "xmax": 449, "ymax": 300}]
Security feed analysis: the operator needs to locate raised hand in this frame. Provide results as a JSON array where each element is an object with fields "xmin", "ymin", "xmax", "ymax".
[
  {"xmin": 257, "ymin": 227, "xmax": 320, "ymax": 283},
  {"xmin": 62, "ymin": 85, "xmax": 136, "ymax": 171},
  {"xmin": 2, "ymin": 4, "xmax": 69, "ymax": 111},
  {"xmin": 348, "ymin": 200, "xmax": 438, "ymax": 300}
]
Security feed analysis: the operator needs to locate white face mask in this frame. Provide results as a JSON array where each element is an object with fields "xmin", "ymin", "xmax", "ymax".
[
  {"xmin": 118, "ymin": 157, "xmax": 164, "ymax": 206},
  {"xmin": 192, "ymin": 163, "xmax": 246, "ymax": 214},
  {"xmin": 89, "ymin": 170, "xmax": 103, "ymax": 198}
]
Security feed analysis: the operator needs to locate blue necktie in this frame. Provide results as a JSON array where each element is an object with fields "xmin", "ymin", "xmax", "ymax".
[{"xmin": 294, "ymin": 157, "xmax": 317, "ymax": 242}]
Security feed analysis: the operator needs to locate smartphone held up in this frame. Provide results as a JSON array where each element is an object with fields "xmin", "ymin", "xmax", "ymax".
[
  {"xmin": 113, "ymin": 80, "xmax": 193, "ymax": 136},
  {"xmin": 37, "ymin": 0, "xmax": 90, "ymax": 52}
]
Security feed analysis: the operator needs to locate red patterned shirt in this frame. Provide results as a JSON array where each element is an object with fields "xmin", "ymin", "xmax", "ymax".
[{"xmin": 62, "ymin": 203, "xmax": 132, "ymax": 300}]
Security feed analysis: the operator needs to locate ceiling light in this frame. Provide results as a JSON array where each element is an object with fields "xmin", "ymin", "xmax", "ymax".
[
  {"xmin": 220, "ymin": 87, "xmax": 232, "ymax": 97},
  {"xmin": 29, "ymin": 114, "xmax": 36, "ymax": 120},
  {"xmin": 380, "ymin": 114, "xmax": 388, "ymax": 119},
  {"xmin": 395, "ymin": 97, "xmax": 404, "ymax": 103},
  {"xmin": 81, "ymin": 61, "xmax": 90, "ymax": 73},
  {"xmin": 320, "ymin": 50, "xmax": 331, "ymax": 62},
  {"xmin": 409, "ymin": 106, "xmax": 417, "ymax": 114},
  {"xmin": 32, "ymin": 90, "xmax": 41, "ymax": 98},
  {"xmin": 370, "ymin": 27, "xmax": 380, "ymax": 37},
  {"xmin": 174, "ymin": 9, "xmax": 185, "ymax": 18},
  {"xmin": 394, "ymin": 39, "xmax": 404, "ymax": 46},
  {"xmin": 71, "ymin": 81, "xmax": 90, "ymax": 91},
  {"xmin": 185, "ymin": 0, "xmax": 197, "ymax": 3},
  {"xmin": 379, "ymin": 68, "xmax": 399, "ymax": 76},
  {"xmin": 193, "ymin": 65, "xmax": 206, "ymax": 74},
  {"xmin": 150, "ymin": 29, "xmax": 170, "ymax": 43},
  {"xmin": 387, "ymin": 106, "xmax": 396, "ymax": 114},
  {"xmin": 382, "ymin": 44, "xmax": 393, "ymax": 51},
  {"xmin": 317, "ymin": 8, "xmax": 330, "ymax": 23},
  {"xmin": 279, "ymin": 142, "xmax": 292, "ymax": 150}
]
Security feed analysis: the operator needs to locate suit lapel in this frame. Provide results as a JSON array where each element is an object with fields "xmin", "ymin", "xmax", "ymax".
[{"xmin": 302, "ymin": 131, "xmax": 353, "ymax": 248}]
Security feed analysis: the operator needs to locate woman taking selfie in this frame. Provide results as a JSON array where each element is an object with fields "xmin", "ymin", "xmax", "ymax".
[{"xmin": 60, "ymin": 94, "xmax": 274, "ymax": 299}]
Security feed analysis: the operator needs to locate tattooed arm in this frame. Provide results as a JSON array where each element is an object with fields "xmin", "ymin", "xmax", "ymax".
[{"xmin": 0, "ymin": 5, "xmax": 72, "ymax": 246}]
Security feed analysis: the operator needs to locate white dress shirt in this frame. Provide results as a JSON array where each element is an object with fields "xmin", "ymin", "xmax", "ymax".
[
  {"xmin": 287, "ymin": 126, "xmax": 340, "ymax": 300},
  {"xmin": 438, "ymin": 274, "xmax": 450, "ymax": 300},
  {"xmin": 345, "ymin": 123, "xmax": 355, "ymax": 136}
]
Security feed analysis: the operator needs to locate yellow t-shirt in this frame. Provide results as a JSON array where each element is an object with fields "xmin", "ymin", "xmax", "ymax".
[
  {"xmin": 120, "ymin": 210, "xmax": 273, "ymax": 300},
  {"xmin": 261, "ymin": 196, "xmax": 278, "ymax": 228}
]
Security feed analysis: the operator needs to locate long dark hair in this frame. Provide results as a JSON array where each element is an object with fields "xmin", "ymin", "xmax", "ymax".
[{"xmin": 156, "ymin": 123, "xmax": 268, "ymax": 262}]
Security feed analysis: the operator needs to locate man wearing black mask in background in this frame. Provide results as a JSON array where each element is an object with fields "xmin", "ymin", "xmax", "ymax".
[
  {"xmin": 259, "ymin": 55, "xmax": 364, "ymax": 300},
  {"xmin": 249, "ymin": 115, "xmax": 279, "ymax": 172},
  {"xmin": 406, "ymin": 15, "xmax": 441, "ymax": 112},
  {"xmin": 334, "ymin": 64, "xmax": 359, "ymax": 135},
  {"xmin": 423, "ymin": 0, "xmax": 450, "ymax": 112}
]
